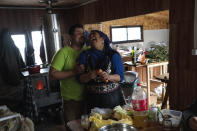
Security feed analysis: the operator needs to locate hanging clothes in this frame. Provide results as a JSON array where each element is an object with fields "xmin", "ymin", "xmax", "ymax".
[
  {"xmin": 0, "ymin": 29, "xmax": 25, "ymax": 86},
  {"xmin": 25, "ymin": 31, "xmax": 35, "ymax": 66}
]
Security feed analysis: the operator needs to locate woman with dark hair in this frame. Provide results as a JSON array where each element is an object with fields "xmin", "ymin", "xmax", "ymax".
[{"xmin": 78, "ymin": 30, "xmax": 124, "ymax": 112}]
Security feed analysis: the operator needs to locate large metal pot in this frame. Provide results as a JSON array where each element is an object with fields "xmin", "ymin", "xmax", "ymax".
[{"xmin": 99, "ymin": 123, "xmax": 138, "ymax": 131}]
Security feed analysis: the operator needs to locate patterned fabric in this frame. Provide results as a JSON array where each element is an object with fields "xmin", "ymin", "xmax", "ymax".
[
  {"xmin": 23, "ymin": 78, "xmax": 38, "ymax": 121},
  {"xmin": 86, "ymin": 61, "xmax": 120, "ymax": 94},
  {"xmin": 86, "ymin": 83, "xmax": 119, "ymax": 94},
  {"xmin": 92, "ymin": 61, "xmax": 112, "ymax": 83}
]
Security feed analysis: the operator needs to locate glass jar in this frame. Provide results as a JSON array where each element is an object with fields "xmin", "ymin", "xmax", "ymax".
[{"xmin": 81, "ymin": 115, "xmax": 90, "ymax": 129}]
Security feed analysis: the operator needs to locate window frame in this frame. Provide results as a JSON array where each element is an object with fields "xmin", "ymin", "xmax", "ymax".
[
  {"xmin": 110, "ymin": 25, "xmax": 143, "ymax": 44},
  {"xmin": 11, "ymin": 33, "xmax": 26, "ymax": 63},
  {"xmin": 11, "ymin": 30, "xmax": 43, "ymax": 65},
  {"xmin": 31, "ymin": 30, "xmax": 43, "ymax": 65}
]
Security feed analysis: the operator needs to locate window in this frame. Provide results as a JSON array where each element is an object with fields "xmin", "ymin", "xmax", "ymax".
[
  {"xmin": 11, "ymin": 31, "xmax": 43, "ymax": 65},
  {"xmin": 111, "ymin": 28, "xmax": 127, "ymax": 42},
  {"xmin": 11, "ymin": 34, "xmax": 26, "ymax": 62},
  {"xmin": 110, "ymin": 25, "xmax": 143, "ymax": 44},
  {"xmin": 31, "ymin": 31, "xmax": 42, "ymax": 65}
]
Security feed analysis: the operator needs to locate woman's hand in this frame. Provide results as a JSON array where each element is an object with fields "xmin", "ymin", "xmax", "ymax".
[
  {"xmin": 88, "ymin": 70, "xmax": 97, "ymax": 80},
  {"xmin": 79, "ymin": 70, "xmax": 97, "ymax": 83},
  {"xmin": 98, "ymin": 71, "xmax": 109, "ymax": 82},
  {"xmin": 189, "ymin": 117, "xmax": 197, "ymax": 131},
  {"xmin": 73, "ymin": 64, "xmax": 85, "ymax": 75},
  {"xmin": 97, "ymin": 69, "xmax": 120, "ymax": 83}
]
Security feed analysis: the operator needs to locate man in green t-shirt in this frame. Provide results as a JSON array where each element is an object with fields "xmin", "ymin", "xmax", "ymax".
[{"xmin": 49, "ymin": 24, "xmax": 86, "ymax": 127}]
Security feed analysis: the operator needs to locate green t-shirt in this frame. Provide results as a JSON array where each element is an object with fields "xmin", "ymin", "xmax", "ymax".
[{"xmin": 50, "ymin": 46, "xmax": 86, "ymax": 101}]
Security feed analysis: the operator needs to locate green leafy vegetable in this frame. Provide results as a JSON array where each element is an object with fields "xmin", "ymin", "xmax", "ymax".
[{"xmin": 146, "ymin": 46, "xmax": 169, "ymax": 62}]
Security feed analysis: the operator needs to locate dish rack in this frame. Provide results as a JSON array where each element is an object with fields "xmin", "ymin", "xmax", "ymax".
[{"xmin": 0, "ymin": 105, "xmax": 21, "ymax": 122}]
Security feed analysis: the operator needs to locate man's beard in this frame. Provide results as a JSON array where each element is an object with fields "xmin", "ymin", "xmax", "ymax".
[
  {"xmin": 76, "ymin": 41, "xmax": 85, "ymax": 48},
  {"xmin": 77, "ymin": 36, "xmax": 85, "ymax": 48}
]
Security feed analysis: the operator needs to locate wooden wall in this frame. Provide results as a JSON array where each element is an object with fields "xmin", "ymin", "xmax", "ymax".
[
  {"xmin": 0, "ymin": 9, "xmax": 73, "ymax": 35},
  {"xmin": 71, "ymin": 0, "xmax": 169, "ymax": 24},
  {"xmin": 84, "ymin": 23, "xmax": 101, "ymax": 32},
  {"xmin": 169, "ymin": 0, "xmax": 197, "ymax": 110},
  {"xmin": 84, "ymin": 11, "xmax": 169, "ymax": 39},
  {"xmin": 58, "ymin": 10, "xmax": 74, "ymax": 35},
  {"xmin": 0, "ymin": 9, "xmax": 45, "ymax": 33}
]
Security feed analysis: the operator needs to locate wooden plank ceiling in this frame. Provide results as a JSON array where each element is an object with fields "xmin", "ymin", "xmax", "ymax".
[{"xmin": 0, "ymin": 0, "xmax": 92, "ymax": 7}]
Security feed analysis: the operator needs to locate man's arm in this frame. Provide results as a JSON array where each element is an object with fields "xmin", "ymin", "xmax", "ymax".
[
  {"xmin": 79, "ymin": 70, "xmax": 97, "ymax": 83},
  {"xmin": 183, "ymin": 99, "xmax": 197, "ymax": 130},
  {"xmin": 49, "ymin": 67, "xmax": 75, "ymax": 80},
  {"xmin": 189, "ymin": 117, "xmax": 197, "ymax": 131},
  {"xmin": 50, "ymin": 64, "xmax": 84, "ymax": 80},
  {"xmin": 79, "ymin": 70, "xmax": 120, "ymax": 83}
]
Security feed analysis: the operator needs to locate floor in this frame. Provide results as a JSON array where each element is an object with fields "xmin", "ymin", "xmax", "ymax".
[{"xmin": 35, "ymin": 110, "xmax": 65, "ymax": 131}]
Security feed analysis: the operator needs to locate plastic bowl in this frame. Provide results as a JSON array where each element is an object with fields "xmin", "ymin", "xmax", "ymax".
[{"xmin": 158, "ymin": 109, "xmax": 182, "ymax": 127}]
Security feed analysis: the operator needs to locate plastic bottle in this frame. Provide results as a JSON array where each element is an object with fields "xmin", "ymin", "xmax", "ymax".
[
  {"xmin": 133, "ymin": 51, "xmax": 136, "ymax": 64},
  {"xmin": 149, "ymin": 105, "xmax": 158, "ymax": 123},
  {"xmin": 131, "ymin": 47, "xmax": 136, "ymax": 65},
  {"xmin": 132, "ymin": 83, "xmax": 148, "ymax": 128}
]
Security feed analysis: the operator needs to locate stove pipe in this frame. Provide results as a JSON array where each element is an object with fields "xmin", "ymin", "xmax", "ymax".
[{"xmin": 42, "ymin": 14, "xmax": 62, "ymax": 64}]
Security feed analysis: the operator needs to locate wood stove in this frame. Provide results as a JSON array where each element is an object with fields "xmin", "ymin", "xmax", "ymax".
[{"xmin": 22, "ymin": 68, "xmax": 63, "ymax": 122}]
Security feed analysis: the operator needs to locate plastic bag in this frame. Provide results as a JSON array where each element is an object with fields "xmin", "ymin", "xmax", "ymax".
[
  {"xmin": 67, "ymin": 120, "xmax": 85, "ymax": 131},
  {"xmin": 90, "ymin": 107, "xmax": 113, "ymax": 119}
]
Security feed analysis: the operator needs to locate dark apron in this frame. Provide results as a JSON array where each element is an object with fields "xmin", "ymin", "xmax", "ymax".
[{"xmin": 86, "ymin": 87, "xmax": 124, "ymax": 113}]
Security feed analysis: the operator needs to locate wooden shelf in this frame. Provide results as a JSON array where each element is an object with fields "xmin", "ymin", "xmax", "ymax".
[{"xmin": 124, "ymin": 61, "xmax": 169, "ymax": 106}]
